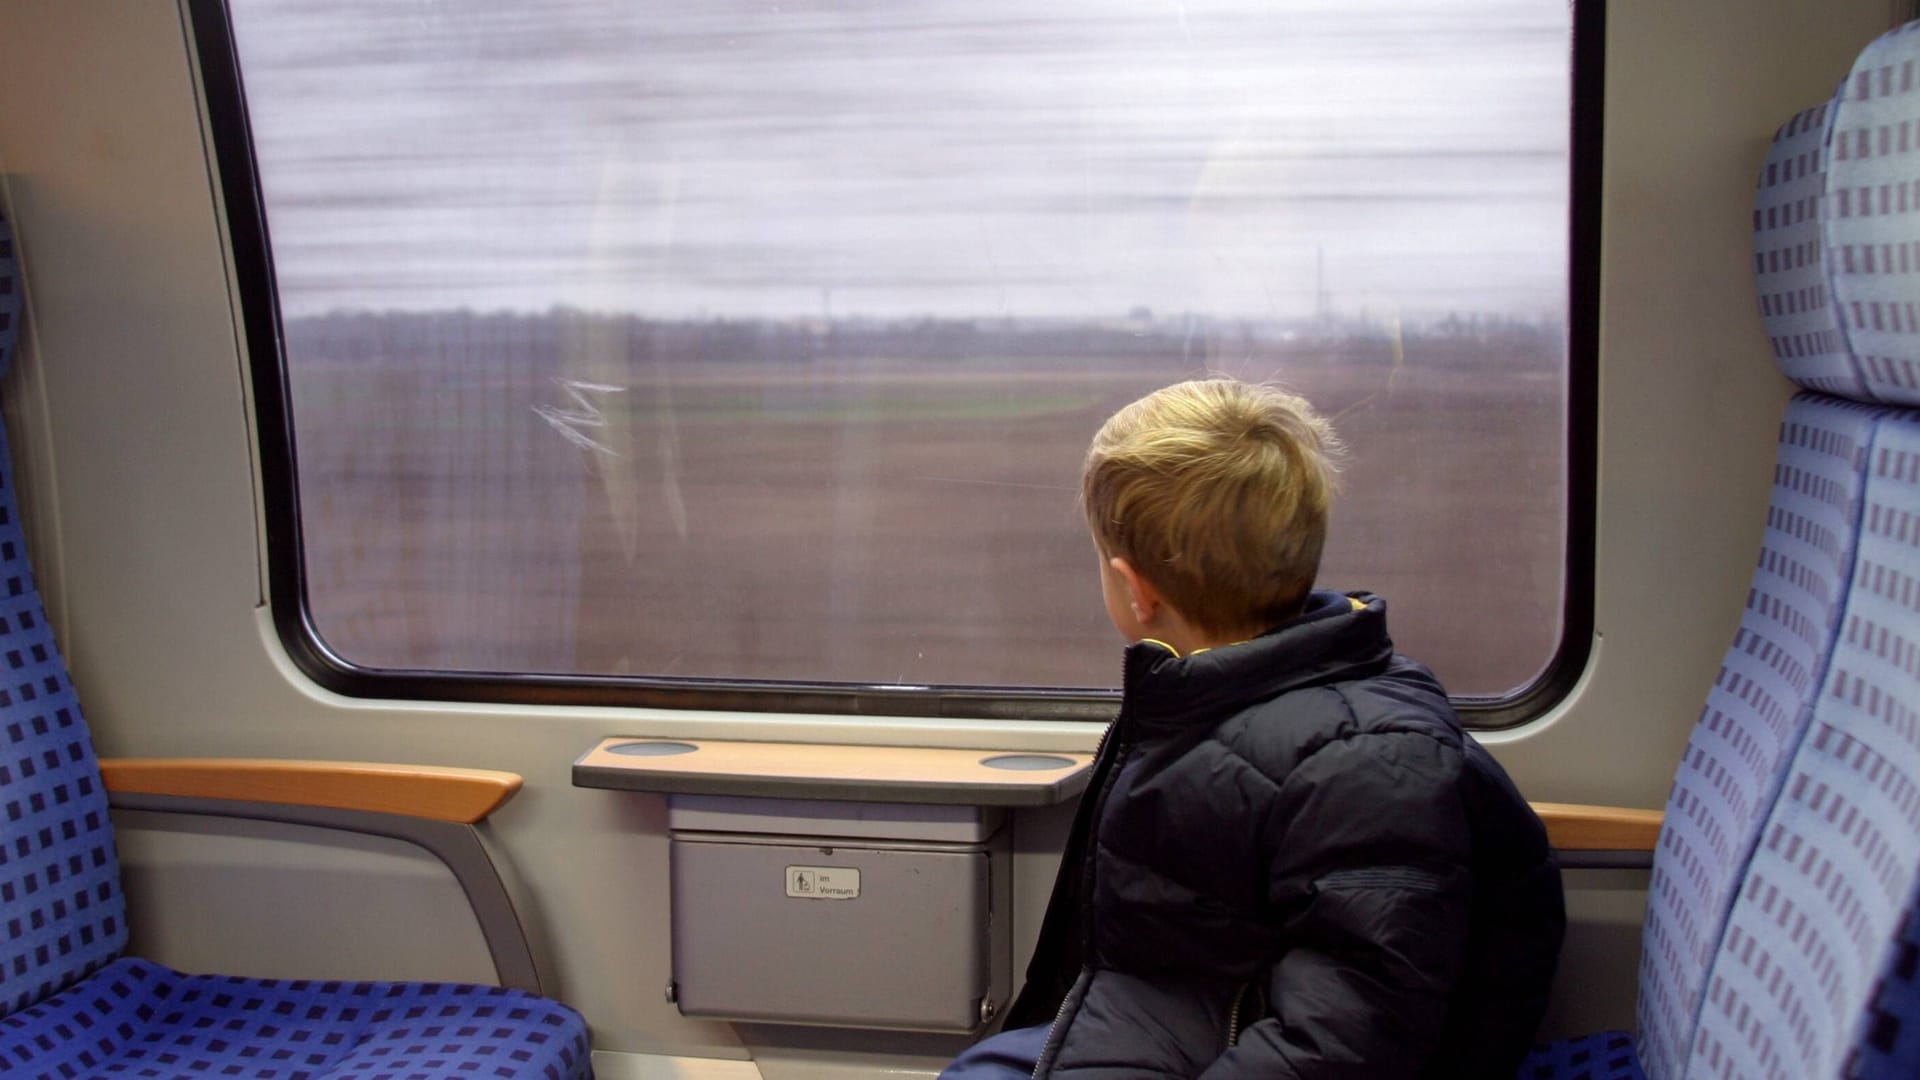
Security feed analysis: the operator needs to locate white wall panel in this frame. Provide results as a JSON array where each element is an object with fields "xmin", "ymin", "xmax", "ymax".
[{"xmin": 0, "ymin": 0, "xmax": 1908, "ymax": 1062}]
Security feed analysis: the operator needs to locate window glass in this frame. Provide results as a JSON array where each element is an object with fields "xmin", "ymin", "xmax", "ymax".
[{"xmin": 227, "ymin": 0, "xmax": 1572, "ymax": 697}]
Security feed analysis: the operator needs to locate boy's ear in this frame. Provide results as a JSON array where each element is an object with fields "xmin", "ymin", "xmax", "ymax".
[{"xmin": 1109, "ymin": 556, "xmax": 1162, "ymax": 624}]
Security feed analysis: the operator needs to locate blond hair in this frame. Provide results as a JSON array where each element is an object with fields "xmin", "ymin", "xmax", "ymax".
[{"xmin": 1083, "ymin": 378, "xmax": 1344, "ymax": 636}]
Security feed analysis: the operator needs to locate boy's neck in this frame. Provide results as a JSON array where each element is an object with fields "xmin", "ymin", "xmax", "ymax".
[
  {"xmin": 1141, "ymin": 620, "xmax": 1258, "ymax": 658},
  {"xmin": 1143, "ymin": 597, "xmax": 1320, "ymax": 657}
]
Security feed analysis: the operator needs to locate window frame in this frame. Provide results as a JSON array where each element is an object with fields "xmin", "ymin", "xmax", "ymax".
[{"xmin": 187, "ymin": 0, "xmax": 1603, "ymax": 728}]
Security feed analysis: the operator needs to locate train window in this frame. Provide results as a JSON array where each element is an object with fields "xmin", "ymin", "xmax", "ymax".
[{"xmin": 197, "ymin": 0, "xmax": 1595, "ymax": 721}]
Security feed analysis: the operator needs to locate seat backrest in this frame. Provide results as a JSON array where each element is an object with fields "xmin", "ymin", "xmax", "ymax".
[
  {"xmin": 0, "ymin": 215, "xmax": 129, "ymax": 1018},
  {"xmin": 1635, "ymin": 391, "xmax": 1881, "ymax": 1079},
  {"xmin": 1632, "ymin": 83, "xmax": 1892, "ymax": 1080},
  {"xmin": 1688, "ymin": 411, "xmax": 1920, "ymax": 1079},
  {"xmin": 1680, "ymin": 26, "xmax": 1920, "ymax": 1077},
  {"xmin": 1626, "ymin": 21, "xmax": 1920, "ymax": 1080}
]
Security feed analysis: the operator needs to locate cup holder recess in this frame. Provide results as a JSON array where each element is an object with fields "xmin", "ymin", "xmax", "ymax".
[
  {"xmin": 607, "ymin": 740, "xmax": 701, "ymax": 757},
  {"xmin": 979, "ymin": 754, "xmax": 1076, "ymax": 771}
]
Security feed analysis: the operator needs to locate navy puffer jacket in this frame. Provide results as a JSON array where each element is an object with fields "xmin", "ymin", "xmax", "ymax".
[{"xmin": 1005, "ymin": 591, "xmax": 1564, "ymax": 1079}]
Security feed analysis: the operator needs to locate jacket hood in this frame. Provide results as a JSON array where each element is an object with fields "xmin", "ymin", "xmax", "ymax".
[{"xmin": 1119, "ymin": 589, "xmax": 1394, "ymax": 735}]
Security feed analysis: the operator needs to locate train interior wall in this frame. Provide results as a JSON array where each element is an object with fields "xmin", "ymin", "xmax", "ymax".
[{"xmin": 0, "ymin": 1, "xmax": 1911, "ymax": 1074}]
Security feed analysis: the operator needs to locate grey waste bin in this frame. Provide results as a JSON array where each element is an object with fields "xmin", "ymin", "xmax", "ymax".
[{"xmin": 666, "ymin": 795, "xmax": 1012, "ymax": 1033}]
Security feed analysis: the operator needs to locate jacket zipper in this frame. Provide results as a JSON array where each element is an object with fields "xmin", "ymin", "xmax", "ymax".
[
  {"xmin": 1226, "ymin": 980, "xmax": 1254, "ymax": 1049},
  {"xmin": 1080, "ymin": 730, "xmax": 1131, "ymax": 959},
  {"xmin": 1081, "ymin": 645, "xmax": 1145, "ymax": 957},
  {"xmin": 1030, "ymin": 969, "xmax": 1085, "ymax": 1080},
  {"xmin": 1034, "ymin": 736, "xmax": 1128, "ymax": 1080}
]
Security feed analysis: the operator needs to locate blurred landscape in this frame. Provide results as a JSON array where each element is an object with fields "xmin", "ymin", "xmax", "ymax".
[
  {"xmin": 290, "ymin": 310, "xmax": 1564, "ymax": 697},
  {"xmin": 234, "ymin": 0, "xmax": 1573, "ymax": 701}
]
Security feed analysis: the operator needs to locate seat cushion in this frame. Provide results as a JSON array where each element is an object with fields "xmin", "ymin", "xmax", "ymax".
[
  {"xmin": 1517, "ymin": 1031, "xmax": 1646, "ymax": 1080},
  {"xmin": 0, "ymin": 956, "xmax": 592, "ymax": 1079},
  {"xmin": 1851, "ymin": 890, "xmax": 1920, "ymax": 1079}
]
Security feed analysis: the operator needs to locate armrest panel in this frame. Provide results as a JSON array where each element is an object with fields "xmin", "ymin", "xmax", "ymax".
[
  {"xmin": 100, "ymin": 759, "xmax": 523, "ymax": 824},
  {"xmin": 109, "ymin": 791, "xmax": 546, "ymax": 995},
  {"xmin": 1530, "ymin": 801, "xmax": 1664, "ymax": 852}
]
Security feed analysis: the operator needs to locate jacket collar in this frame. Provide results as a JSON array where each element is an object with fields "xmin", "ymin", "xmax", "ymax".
[{"xmin": 1118, "ymin": 590, "xmax": 1394, "ymax": 736}]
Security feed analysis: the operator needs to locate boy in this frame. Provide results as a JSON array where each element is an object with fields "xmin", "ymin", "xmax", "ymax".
[{"xmin": 944, "ymin": 378, "xmax": 1564, "ymax": 1079}]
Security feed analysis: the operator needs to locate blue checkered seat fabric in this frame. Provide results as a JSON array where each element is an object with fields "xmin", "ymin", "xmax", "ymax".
[
  {"xmin": 1519, "ymin": 1032, "xmax": 1645, "ymax": 1080},
  {"xmin": 1690, "ymin": 412, "xmax": 1920, "ymax": 1078},
  {"xmin": 1683, "ymin": 24, "xmax": 1920, "ymax": 1080},
  {"xmin": 1822, "ymin": 22, "xmax": 1920, "ymax": 406},
  {"xmin": 1855, "ymin": 898, "xmax": 1920, "ymax": 1076},
  {"xmin": 1520, "ymin": 19, "xmax": 1920, "ymax": 1080},
  {"xmin": 0, "ymin": 956, "xmax": 591, "ymax": 1079},
  {"xmin": 1527, "ymin": 387, "xmax": 1887, "ymax": 1080},
  {"xmin": 0, "ymin": 215, "xmax": 591, "ymax": 1077},
  {"xmin": 1753, "ymin": 97, "xmax": 1861, "ymax": 397},
  {"xmin": 1626, "ymin": 393, "xmax": 1883, "ymax": 1079},
  {"xmin": 0, "ymin": 218, "xmax": 129, "ymax": 1022}
]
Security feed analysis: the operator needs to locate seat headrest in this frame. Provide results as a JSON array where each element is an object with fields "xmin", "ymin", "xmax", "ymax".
[{"xmin": 1754, "ymin": 21, "xmax": 1920, "ymax": 404}]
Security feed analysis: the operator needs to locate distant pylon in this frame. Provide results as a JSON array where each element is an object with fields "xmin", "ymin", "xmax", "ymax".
[{"xmin": 1315, "ymin": 246, "xmax": 1329, "ymax": 324}]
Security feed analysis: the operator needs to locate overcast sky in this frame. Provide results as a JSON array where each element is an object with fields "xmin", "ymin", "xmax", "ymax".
[{"xmin": 230, "ymin": 0, "xmax": 1571, "ymax": 321}]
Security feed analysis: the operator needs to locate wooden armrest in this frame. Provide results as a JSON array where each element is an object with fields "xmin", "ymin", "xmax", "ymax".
[
  {"xmin": 100, "ymin": 759, "xmax": 524, "ymax": 824},
  {"xmin": 1530, "ymin": 801, "xmax": 1664, "ymax": 852}
]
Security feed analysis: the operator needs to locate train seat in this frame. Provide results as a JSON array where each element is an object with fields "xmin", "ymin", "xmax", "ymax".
[
  {"xmin": 1520, "ymin": 20, "xmax": 1920, "ymax": 1080},
  {"xmin": 0, "ymin": 218, "xmax": 591, "ymax": 1076}
]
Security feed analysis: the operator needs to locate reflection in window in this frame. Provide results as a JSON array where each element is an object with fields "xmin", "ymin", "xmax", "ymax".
[{"xmin": 230, "ymin": 0, "xmax": 1572, "ymax": 697}]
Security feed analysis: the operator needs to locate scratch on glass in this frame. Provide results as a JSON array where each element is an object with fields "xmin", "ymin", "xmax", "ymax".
[
  {"xmin": 653, "ymin": 357, "xmax": 689, "ymax": 542},
  {"xmin": 978, "ymin": 222, "xmax": 1009, "ymax": 314},
  {"xmin": 533, "ymin": 378, "xmax": 626, "ymax": 457}
]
